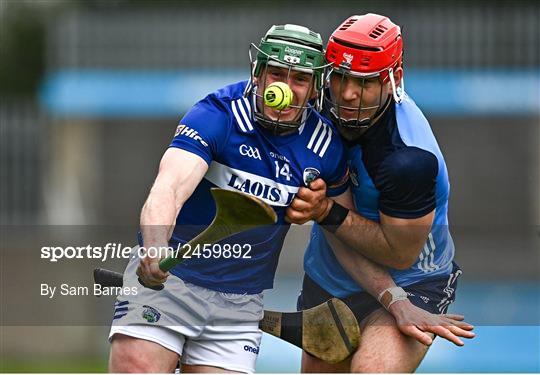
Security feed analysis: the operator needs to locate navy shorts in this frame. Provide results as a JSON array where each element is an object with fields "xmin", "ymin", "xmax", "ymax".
[{"xmin": 298, "ymin": 262, "xmax": 462, "ymax": 324}]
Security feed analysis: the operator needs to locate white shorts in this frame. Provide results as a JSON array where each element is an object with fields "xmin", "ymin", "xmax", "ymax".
[{"xmin": 109, "ymin": 247, "xmax": 264, "ymax": 373}]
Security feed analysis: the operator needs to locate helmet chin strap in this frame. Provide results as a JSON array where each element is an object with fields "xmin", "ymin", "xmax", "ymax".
[{"xmin": 388, "ymin": 67, "xmax": 405, "ymax": 104}]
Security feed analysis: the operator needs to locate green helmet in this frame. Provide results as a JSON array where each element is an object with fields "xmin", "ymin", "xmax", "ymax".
[
  {"xmin": 248, "ymin": 24, "xmax": 328, "ymax": 134},
  {"xmin": 254, "ymin": 24, "xmax": 326, "ymax": 88}
]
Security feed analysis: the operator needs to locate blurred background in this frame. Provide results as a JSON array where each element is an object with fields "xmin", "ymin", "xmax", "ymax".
[{"xmin": 1, "ymin": 0, "xmax": 539, "ymax": 372}]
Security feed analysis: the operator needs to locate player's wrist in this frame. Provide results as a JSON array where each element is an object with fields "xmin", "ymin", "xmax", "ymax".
[
  {"xmin": 316, "ymin": 198, "xmax": 333, "ymax": 221},
  {"xmin": 386, "ymin": 298, "xmax": 410, "ymax": 316},
  {"xmin": 377, "ymin": 286, "xmax": 408, "ymax": 311},
  {"xmin": 318, "ymin": 200, "xmax": 349, "ymax": 233}
]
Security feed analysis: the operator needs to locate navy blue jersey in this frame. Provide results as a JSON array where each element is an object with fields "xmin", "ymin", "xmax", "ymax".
[
  {"xmin": 141, "ymin": 81, "xmax": 348, "ymax": 294},
  {"xmin": 305, "ymin": 94, "xmax": 456, "ymax": 297}
]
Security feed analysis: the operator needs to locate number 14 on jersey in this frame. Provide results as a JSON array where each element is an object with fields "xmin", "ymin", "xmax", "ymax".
[{"xmin": 274, "ymin": 161, "xmax": 291, "ymax": 181}]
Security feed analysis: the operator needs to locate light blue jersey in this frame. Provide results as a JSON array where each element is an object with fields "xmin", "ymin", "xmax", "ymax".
[
  {"xmin": 304, "ymin": 94, "xmax": 456, "ymax": 297},
  {"xmin": 139, "ymin": 80, "xmax": 348, "ymax": 294}
]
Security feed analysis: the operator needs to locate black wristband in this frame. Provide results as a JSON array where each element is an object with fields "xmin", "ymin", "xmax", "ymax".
[{"xmin": 318, "ymin": 202, "xmax": 349, "ymax": 233}]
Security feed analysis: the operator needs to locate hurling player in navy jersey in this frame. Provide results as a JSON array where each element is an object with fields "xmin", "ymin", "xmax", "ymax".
[{"xmin": 287, "ymin": 14, "xmax": 475, "ymax": 372}]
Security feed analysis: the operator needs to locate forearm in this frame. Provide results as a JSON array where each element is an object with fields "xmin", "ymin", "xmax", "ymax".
[
  {"xmin": 326, "ymin": 233, "xmax": 396, "ymax": 298},
  {"xmin": 330, "ymin": 209, "xmax": 405, "ymax": 269},
  {"xmin": 140, "ymin": 184, "xmax": 182, "ymax": 248},
  {"xmin": 139, "ymin": 148, "xmax": 209, "ymax": 249}
]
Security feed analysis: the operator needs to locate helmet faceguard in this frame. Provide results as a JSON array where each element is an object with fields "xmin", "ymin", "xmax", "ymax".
[
  {"xmin": 246, "ymin": 24, "xmax": 330, "ymax": 135},
  {"xmin": 324, "ymin": 14, "xmax": 405, "ymax": 138}
]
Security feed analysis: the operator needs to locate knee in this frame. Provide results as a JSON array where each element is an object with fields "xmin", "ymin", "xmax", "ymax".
[
  {"xmin": 351, "ymin": 360, "xmax": 418, "ymax": 374},
  {"xmin": 109, "ymin": 334, "xmax": 167, "ymax": 373},
  {"xmin": 350, "ymin": 351, "xmax": 421, "ymax": 373},
  {"xmin": 301, "ymin": 351, "xmax": 350, "ymax": 373},
  {"xmin": 350, "ymin": 361, "xmax": 399, "ymax": 373}
]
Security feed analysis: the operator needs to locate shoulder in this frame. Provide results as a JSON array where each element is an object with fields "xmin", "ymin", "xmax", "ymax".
[
  {"xmin": 194, "ymin": 80, "xmax": 248, "ymax": 113},
  {"xmin": 304, "ymin": 111, "xmax": 344, "ymax": 159},
  {"xmin": 182, "ymin": 80, "xmax": 251, "ymax": 130},
  {"xmin": 394, "ymin": 93, "xmax": 443, "ymax": 157},
  {"xmin": 376, "ymin": 147, "xmax": 439, "ymax": 218},
  {"xmin": 377, "ymin": 147, "xmax": 438, "ymax": 191},
  {"xmin": 210, "ymin": 80, "xmax": 250, "ymax": 103}
]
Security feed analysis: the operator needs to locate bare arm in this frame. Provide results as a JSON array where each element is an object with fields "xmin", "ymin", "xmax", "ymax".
[
  {"xmin": 288, "ymin": 181, "xmax": 474, "ymax": 346},
  {"xmin": 286, "ymin": 179, "xmax": 432, "ymax": 269},
  {"xmin": 318, "ymin": 189, "xmax": 397, "ymax": 297},
  {"xmin": 137, "ymin": 147, "xmax": 209, "ymax": 286},
  {"xmin": 332, "ymin": 205, "xmax": 433, "ymax": 270},
  {"xmin": 289, "ymin": 183, "xmax": 401, "ymax": 300}
]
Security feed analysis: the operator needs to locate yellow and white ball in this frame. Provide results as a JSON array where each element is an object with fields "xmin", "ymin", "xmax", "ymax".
[{"xmin": 264, "ymin": 82, "xmax": 293, "ymax": 110}]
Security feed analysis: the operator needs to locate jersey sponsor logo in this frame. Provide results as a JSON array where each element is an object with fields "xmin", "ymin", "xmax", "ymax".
[
  {"xmin": 205, "ymin": 161, "xmax": 299, "ymax": 206},
  {"xmin": 239, "ymin": 144, "xmax": 261, "ymax": 160},
  {"xmin": 141, "ymin": 305, "xmax": 161, "ymax": 323},
  {"xmin": 303, "ymin": 167, "xmax": 320, "ymax": 185},
  {"xmin": 307, "ymin": 120, "xmax": 332, "ymax": 157},
  {"xmin": 243, "ymin": 345, "xmax": 259, "ymax": 354},
  {"xmin": 269, "ymin": 151, "xmax": 290, "ymax": 163},
  {"xmin": 174, "ymin": 124, "xmax": 209, "ymax": 147}
]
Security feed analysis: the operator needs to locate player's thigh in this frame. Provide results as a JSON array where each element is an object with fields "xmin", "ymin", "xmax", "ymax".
[
  {"xmin": 350, "ymin": 308, "xmax": 431, "ymax": 373},
  {"xmin": 181, "ymin": 290, "xmax": 264, "ymax": 373},
  {"xmin": 109, "ymin": 333, "xmax": 180, "ymax": 373},
  {"xmin": 181, "ymin": 364, "xmax": 243, "ymax": 373},
  {"xmin": 301, "ymin": 351, "xmax": 351, "ymax": 373}
]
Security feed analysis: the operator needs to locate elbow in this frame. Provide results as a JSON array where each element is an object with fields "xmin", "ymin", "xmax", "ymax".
[
  {"xmin": 389, "ymin": 251, "xmax": 418, "ymax": 270},
  {"xmin": 391, "ymin": 258, "xmax": 416, "ymax": 270}
]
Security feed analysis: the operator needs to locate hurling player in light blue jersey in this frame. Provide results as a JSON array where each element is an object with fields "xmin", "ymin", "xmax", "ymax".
[
  {"xmin": 108, "ymin": 24, "xmax": 358, "ymax": 373},
  {"xmin": 287, "ymin": 14, "xmax": 475, "ymax": 372}
]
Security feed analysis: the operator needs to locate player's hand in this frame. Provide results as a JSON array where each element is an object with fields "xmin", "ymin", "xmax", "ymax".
[
  {"xmin": 286, "ymin": 178, "xmax": 332, "ymax": 224},
  {"xmin": 388, "ymin": 299, "xmax": 475, "ymax": 346},
  {"xmin": 136, "ymin": 249, "xmax": 170, "ymax": 288}
]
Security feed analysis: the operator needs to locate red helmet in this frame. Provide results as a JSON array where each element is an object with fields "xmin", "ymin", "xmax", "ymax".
[
  {"xmin": 326, "ymin": 13, "xmax": 403, "ymax": 82},
  {"xmin": 323, "ymin": 14, "xmax": 405, "ymax": 139}
]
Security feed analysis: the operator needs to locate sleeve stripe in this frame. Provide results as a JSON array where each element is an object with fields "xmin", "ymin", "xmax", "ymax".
[
  {"xmin": 418, "ymin": 233, "xmax": 439, "ymax": 273},
  {"xmin": 318, "ymin": 126, "xmax": 333, "ymax": 157},
  {"xmin": 241, "ymin": 97, "xmax": 255, "ymax": 131},
  {"xmin": 427, "ymin": 233, "xmax": 438, "ymax": 270},
  {"xmin": 312, "ymin": 123, "xmax": 328, "ymax": 155},
  {"xmin": 307, "ymin": 120, "xmax": 333, "ymax": 157},
  {"xmin": 307, "ymin": 120, "xmax": 322, "ymax": 149},
  {"xmin": 231, "ymin": 100, "xmax": 248, "ymax": 133},
  {"xmin": 237, "ymin": 98, "xmax": 254, "ymax": 131}
]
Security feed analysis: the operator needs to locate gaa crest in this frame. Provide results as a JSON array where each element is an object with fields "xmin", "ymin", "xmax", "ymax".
[
  {"xmin": 142, "ymin": 305, "xmax": 161, "ymax": 323},
  {"xmin": 303, "ymin": 167, "xmax": 320, "ymax": 186}
]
